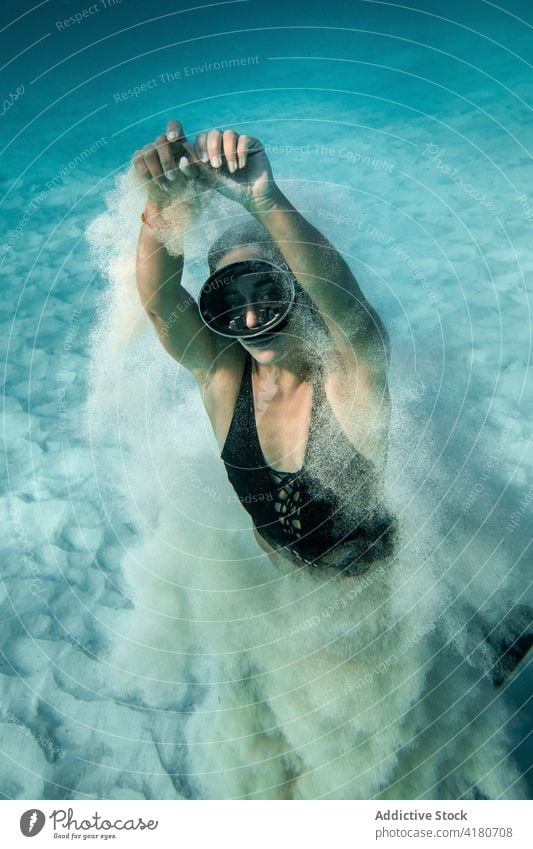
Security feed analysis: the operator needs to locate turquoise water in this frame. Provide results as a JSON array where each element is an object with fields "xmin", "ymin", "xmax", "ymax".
[{"xmin": 1, "ymin": 0, "xmax": 531, "ymax": 799}]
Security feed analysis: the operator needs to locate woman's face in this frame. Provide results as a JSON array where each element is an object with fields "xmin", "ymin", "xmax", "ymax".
[{"xmin": 215, "ymin": 244, "xmax": 298, "ymax": 365}]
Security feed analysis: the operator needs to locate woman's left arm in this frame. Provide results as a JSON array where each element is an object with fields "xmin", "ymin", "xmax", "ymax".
[
  {"xmin": 191, "ymin": 128, "xmax": 389, "ymax": 367},
  {"xmin": 249, "ymin": 187, "xmax": 389, "ymax": 364}
]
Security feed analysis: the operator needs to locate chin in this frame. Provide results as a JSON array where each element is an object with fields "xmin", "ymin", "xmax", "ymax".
[
  {"xmin": 253, "ymin": 350, "xmax": 287, "ymax": 365},
  {"xmin": 241, "ymin": 340, "xmax": 286, "ymax": 365}
]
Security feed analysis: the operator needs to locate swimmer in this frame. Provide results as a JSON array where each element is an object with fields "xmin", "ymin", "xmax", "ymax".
[{"xmin": 133, "ymin": 119, "xmax": 397, "ymax": 576}]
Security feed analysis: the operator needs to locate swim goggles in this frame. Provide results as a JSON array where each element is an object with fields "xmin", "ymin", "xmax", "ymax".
[{"xmin": 198, "ymin": 259, "xmax": 296, "ymax": 339}]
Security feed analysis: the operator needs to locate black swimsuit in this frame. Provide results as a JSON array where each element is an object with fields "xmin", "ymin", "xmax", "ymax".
[
  {"xmin": 220, "ymin": 354, "xmax": 532, "ymax": 680},
  {"xmin": 221, "ymin": 353, "xmax": 397, "ymax": 575}
]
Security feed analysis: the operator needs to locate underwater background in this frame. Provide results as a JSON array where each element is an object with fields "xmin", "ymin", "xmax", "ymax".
[{"xmin": 0, "ymin": 0, "xmax": 532, "ymax": 799}]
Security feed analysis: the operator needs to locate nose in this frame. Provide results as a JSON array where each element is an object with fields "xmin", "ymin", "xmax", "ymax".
[{"xmin": 245, "ymin": 305, "xmax": 259, "ymax": 328}]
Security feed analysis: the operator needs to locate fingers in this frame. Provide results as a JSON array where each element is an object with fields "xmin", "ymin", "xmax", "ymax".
[
  {"xmin": 142, "ymin": 141, "xmax": 169, "ymax": 190},
  {"xmin": 236, "ymin": 134, "xmax": 252, "ymax": 169},
  {"xmin": 223, "ymin": 130, "xmax": 238, "ymax": 173},
  {"xmin": 178, "ymin": 140, "xmax": 200, "ymax": 176},
  {"xmin": 193, "ymin": 132, "xmax": 210, "ymax": 163},
  {"xmin": 154, "ymin": 133, "xmax": 179, "ymax": 182},
  {"xmin": 144, "ymin": 124, "xmax": 259, "ymax": 182},
  {"xmin": 132, "ymin": 142, "xmax": 180, "ymax": 197},
  {"xmin": 207, "ymin": 129, "xmax": 223, "ymax": 168},
  {"xmin": 132, "ymin": 149, "xmax": 150, "ymax": 182},
  {"xmin": 164, "ymin": 120, "xmax": 201, "ymax": 178},
  {"xmin": 195, "ymin": 129, "xmax": 255, "ymax": 170},
  {"xmin": 132, "ymin": 145, "xmax": 166, "ymax": 195},
  {"xmin": 166, "ymin": 119, "xmax": 184, "ymax": 143}
]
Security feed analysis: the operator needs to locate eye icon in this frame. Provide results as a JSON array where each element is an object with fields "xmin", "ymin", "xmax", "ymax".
[{"xmin": 20, "ymin": 809, "xmax": 45, "ymax": 836}]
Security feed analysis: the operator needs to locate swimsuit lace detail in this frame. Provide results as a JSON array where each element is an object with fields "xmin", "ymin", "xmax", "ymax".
[{"xmin": 269, "ymin": 469, "xmax": 303, "ymax": 539}]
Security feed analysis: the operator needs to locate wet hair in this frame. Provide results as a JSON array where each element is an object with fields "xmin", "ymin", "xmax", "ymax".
[{"xmin": 207, "ymin": 219, "xmax": 285, "ymax": 273}]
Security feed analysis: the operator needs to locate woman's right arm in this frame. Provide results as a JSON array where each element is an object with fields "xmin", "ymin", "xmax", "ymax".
[
  {"xmin": 136, "ymin": 199, "xmax": 218, "ymax": 380},
  {"xmin": 133, "ymin": 123, "xmax": 222, "ymax": 384}
]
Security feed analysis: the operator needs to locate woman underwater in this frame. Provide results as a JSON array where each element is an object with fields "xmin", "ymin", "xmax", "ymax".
[
  {"xmin": 127, "ymin": 119, "xmax": 531, "ymax": 799},
  {"xmin": 134, "ymin": 119, "xmax": 397, "ymax": 577}
]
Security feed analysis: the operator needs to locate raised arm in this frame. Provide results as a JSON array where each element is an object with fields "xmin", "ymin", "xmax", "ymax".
[
  {"xmin": 250, "ymin": 189, "xmax": 389, "ymax": 363},
  {"xmin": 133, "ymin": 123, "xmax": 225, "ymax": 384},
  {"xmin": 190, "ymin": 129, "xmax": 389, "ymax": 370}
]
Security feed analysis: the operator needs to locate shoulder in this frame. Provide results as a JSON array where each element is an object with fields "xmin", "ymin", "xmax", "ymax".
[
  {"xmin": 198, "ymin": 345, "xmax": 247, "ymax": 449},
  {"xmin": 324, "ymin": 346, "xmax": 392, "ymax": 468}
]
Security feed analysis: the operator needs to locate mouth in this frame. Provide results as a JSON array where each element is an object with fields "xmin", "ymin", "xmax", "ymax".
[{"xmin": 243, "ymin": 332, "xmax": 279, "ymax": 349}]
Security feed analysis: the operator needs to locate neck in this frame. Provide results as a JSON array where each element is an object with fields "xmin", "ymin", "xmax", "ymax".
[{"xmin": 251, "ymin": 349, "xmax": 317, "ymax": 386}]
